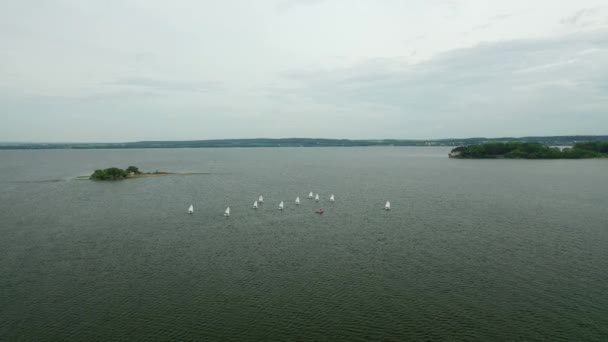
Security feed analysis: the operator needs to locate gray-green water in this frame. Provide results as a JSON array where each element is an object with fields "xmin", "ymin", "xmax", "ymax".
[{"xmin": 1, "ymin": 147, "xmax": 607, "ymax": 341}]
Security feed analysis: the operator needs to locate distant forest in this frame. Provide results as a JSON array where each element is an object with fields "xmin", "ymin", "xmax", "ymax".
[
  {"xmin": 450, "ymin": 141, "xmax": 608, "ymax": 159},
  {"xmin": 1, "ymin": 136, "xmax": 607, "ymax": 149}
]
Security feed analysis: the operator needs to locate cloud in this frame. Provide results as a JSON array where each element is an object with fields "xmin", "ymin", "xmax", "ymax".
[
  {"xmin": 491, "ymin": 12, "xmax": 516, "ymax": 21},
  {"xmin": 2, "ymin": 1, "xmax": 608, "ymax": 141},
  {"xmin": 276, "ymin": 0, "xmax": 327, "ymax": 13},
  {"xmin": 269, "ymin": 29, "xmax": 608, "ymax": 137},
  {"xmin": 104, "ymin": 77, "xmax": 222, "ymax": 93},
  {"xmin": 472, "ymin": 23, "xmax": 491, "ymax": 31},
  {"xmin": 470, "ymin": 11, "xmax": 520, "ymax": 32},
  {"xmin": 561, "ymin": 7, "xmax": 607, "ymax": 27}
]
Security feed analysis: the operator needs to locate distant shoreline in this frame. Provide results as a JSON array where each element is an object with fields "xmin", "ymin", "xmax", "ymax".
[{"xmin": 1, "ymin": 136, "xmax": 607, "ymax": 150}]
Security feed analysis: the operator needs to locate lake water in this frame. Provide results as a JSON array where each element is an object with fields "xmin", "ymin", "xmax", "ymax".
[{"xmin": 1, "ymin": 147, "xmax": 607, "ymax": 341}]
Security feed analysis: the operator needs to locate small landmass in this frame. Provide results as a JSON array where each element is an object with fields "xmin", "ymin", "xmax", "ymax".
[
  {"xmin": 449, "ymin": 141, "xmax": 608, "ymax": 159},
  {"xmin": 90, "ymin": 166, "xmax": 141, "ymax": 180},
  {"xmin": 88, "ymin": 166, "xmax": 196, "ymax": 180}
]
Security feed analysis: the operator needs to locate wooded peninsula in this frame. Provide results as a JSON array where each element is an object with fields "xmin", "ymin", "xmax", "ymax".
[{"xmin": 449, "ymin": 141, "xmax": 608, "ymax": 159}]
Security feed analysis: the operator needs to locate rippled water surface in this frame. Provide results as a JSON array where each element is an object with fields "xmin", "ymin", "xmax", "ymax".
[{"xmin": 1, "ymin": 147, "xmax": 607, "ymax": 341}]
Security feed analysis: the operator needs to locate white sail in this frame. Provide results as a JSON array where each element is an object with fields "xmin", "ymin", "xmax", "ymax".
[
  {"xmin": 330, "ymin": 194, "xmax": 335, "ymax": 202},
  {"xmin": 258, "ymin": 196, "xmax": 264, "ymax": 203},
  {"xmin": 253, "ymin": 201, "xmax": 258, "ymax": 209},
  {"xmin": 224, "ymin": 207, "xmax": 231, "ymax": 216},
  {"xmin": 188, "ymin": 204, "xmax": 194, "ymax": 214},
  {"xmin": 295, "ymin": 197, "xmax": 300, "ymax": 205},
  {"xmin": 278, "ymin": 201, "xmax": 284, "ymax": 210},
  {"xmin": 315, "ymin": 194, "xmax": 319, "ymax": 201},
  {"xmin": 308, "ymin": 192, "xmax": 313, "ymax": 199},
  {"xmin": 385, "ymin": 201, "xmax": 391, "ymax": 210}
]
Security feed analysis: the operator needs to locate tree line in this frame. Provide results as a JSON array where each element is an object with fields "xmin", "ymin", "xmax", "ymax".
[
  {"xmin": 450, "ymin": 141, "xmax": 608, "ymax": 159},
  {"xmin": 90, "ymin": 166, "xmax": 141, "ymax": 180}
]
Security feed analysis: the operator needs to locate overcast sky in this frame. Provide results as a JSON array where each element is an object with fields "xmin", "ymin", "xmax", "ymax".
[{"xmin": 1, "ymin": 0, "xmax": 607, "ymax": 142}]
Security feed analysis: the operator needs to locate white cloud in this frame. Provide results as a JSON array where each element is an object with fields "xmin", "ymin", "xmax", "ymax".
[
  {"xmin": 276, "ymin": 0, "xmax": 327, "ymax": 12},
  {"xmin": 269, "ymin": 29, "xmax": 608, "ymax": 138},
  {"xmin": 0, "ymin": 0, "xmax": 607, "ymax": 141}
]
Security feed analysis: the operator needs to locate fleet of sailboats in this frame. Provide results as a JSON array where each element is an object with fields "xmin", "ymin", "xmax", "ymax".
[{"xmin": 187, "ymin": 193, "xmax": 393, "ymax": 216}]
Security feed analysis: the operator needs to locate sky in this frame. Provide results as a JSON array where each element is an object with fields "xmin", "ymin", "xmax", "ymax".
[{"xmin": 1, "ymin": 0, "xmax": 607, "ymax": 142}]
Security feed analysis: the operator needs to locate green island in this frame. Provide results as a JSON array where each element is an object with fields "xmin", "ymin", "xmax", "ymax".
[
  {"xmin": 89, "ymin": 166, "xmax": 180, "ymax": 180},
  {"xmin": 449, "ymin": 141, "xmax": 608, "ymax": 159}
]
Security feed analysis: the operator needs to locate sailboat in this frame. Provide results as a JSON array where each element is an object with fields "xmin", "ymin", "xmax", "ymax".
[
  {"xmin": 224, "ymin": 207, "xmax": 231, "ymax": 216},
  {"xmin": 258, "ymin": 196, "xmax": 264, "ymax": 203},
  {"xmin": 308, "ymin": 192, "xmax": 313, "ymax": 199},
  {"xmin": 384, "ymin": 201, "xmax": 391, "ymax": 210},
  {"xmin": 329, "ymin": 194, "xmax": 335, "ymax": 202},
  {"xmin": 278, "ymin": 201, "xmax": 284, "ymax": 210},
  {"xmin": 253, "ymin": 201, "xmax": 258, "ymax": 209},
  {"xmin": 315, "ymin": 194, "xmax": 319, "ymax": 202},
  {"xmin": 188, "ymin": 204, "xmax": 194, "ymax": 214},
  {"xmin": 295, "ymin": 197, "xmax": 300, "ymax": 205}
]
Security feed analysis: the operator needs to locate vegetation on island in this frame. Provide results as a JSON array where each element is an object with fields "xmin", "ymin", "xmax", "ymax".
[
  {"xmin": 449, "ymin": 141, "xmax": 608, "ymax": 159},
  {"xmin": 87, "ymin": 166, "xmax": 189, "ymax": 181},
  {"xmin": 90, "ymin": 166, "xmax": 141, "ymax": 180}
]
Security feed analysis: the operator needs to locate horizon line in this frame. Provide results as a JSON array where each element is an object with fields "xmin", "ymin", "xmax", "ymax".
[{"xmin": 1, "ymin": 134, "xmax": 607, "ymax": 145}]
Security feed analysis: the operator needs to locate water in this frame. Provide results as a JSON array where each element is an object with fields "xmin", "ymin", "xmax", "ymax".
[{"xmin": 1, "ymin": 147, "xmax": 607, "ymax": 341}]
